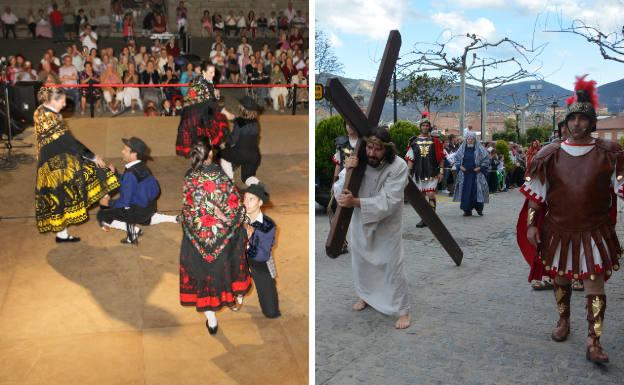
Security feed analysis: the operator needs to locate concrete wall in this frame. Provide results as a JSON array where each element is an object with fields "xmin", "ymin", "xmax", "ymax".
[{"xmin": 69, "ymin": 114, "xmax": 308, "ymax": 158}]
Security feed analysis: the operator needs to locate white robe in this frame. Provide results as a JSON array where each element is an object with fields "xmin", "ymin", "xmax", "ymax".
[{"xmin": 334, "ymin": 156, "xmax": 410, "ymax": 316}]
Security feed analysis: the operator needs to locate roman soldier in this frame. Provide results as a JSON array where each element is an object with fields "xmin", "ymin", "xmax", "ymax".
[
  {"xmin": 405, "ymin": 111, "xmax": 445, "ymax": 228},
  {"xmin": 517, "ymin": 75, "xmax": 624, "ymax": 363}
]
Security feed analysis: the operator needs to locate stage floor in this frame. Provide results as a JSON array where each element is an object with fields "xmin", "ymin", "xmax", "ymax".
[{"xmin": 0, "ymin": 131, "xmax": 308, "ymax": 384}]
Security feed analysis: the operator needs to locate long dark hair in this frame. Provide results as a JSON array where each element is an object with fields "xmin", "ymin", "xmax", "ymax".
[
  {"xmin": 370, "ymin": 126, "xmax": 397, "ymax": 164},
  {"xmin": 190, "ymin": 138, "xmax": 214, "ymax": 170}
]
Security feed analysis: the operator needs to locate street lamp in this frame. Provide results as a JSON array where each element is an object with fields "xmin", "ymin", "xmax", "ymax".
[{"xmin": 551, "ymin": 100, "xmax": 558, "ymax": 139}]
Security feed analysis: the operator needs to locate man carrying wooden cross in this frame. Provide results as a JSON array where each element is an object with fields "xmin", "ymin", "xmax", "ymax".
[{"xmin": 334, "ymin": 126, "xmax": 411, "ymax": 329}]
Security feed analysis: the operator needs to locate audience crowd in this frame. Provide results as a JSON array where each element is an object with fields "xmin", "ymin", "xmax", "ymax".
[{"xmin": 1, "ymin": 1, "xmax": 309, "ymax": 116}]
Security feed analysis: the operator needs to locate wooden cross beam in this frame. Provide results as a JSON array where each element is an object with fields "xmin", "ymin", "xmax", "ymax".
[{"xmin": 325, "ymin": 30, "xmax": 463, "ymax": 266}]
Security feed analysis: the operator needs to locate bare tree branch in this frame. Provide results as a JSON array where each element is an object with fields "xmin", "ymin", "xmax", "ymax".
[{"xmin": 546, "ymin": 18, "xmax": 624, "ymax": 63}]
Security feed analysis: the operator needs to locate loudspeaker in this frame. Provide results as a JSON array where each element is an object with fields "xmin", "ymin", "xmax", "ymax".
[{"xmin": 11, "ymin": 81, "xmax": 43, "ymax": 125}]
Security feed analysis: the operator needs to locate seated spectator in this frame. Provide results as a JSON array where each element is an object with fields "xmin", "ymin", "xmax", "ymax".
[
  {"xmin": 6, "ymin": 56, "xmax": 18, "ymax": 84},
  {"xmin": 116, "ymin": 54, "xmax": 130, "ymax": 78},
  {"xmin": 224, "ymin": 10, "xmax": 236, "ymax": 37},
  {"xmin": 211, "ymin": 35, "xmax": 226, "ymax": 51},
  {"xmin": 152, "ymin": 13, "xmax": 167, "ymax": 33},
  {"xmin": 269, "ymin": 63, "xmax": 287, "ymax": 112},
  {"xmin": 213, "ymin": 12, "xmax": 224, "ymax": 36},
  {"xmin": 101, "ymin": 64, "xmax": 122, "ymax": 113},
  {"xmin": 289, "ymin": 28, "xmax": 304, "ymax": 48},
  {"xmin": 59, "ymin": 55, "xmax": 80, "ymax": 107},
  {"xmin": 120, "ymin": 63, "xmax": 142, "ymax": 112},
  {"xmin": 249, "ymin": 61, "xmax": 269, "ymax": 103},
  {"xmin": 36, "ymin": 9, "xmax": 53, "ymax": 38},
  {"xmin": 134, "ymin": 45, "xmax": 147, "ymax": 66},
  {"xmin": 226, "ymin": 47, "xmax": 240, "ymax": 83},
  {"xmin": 156, "ymin": 50, "xmax": 168, "ymax": 74},
  {"xmin": 140, "ymin": 60, "xmax": 161, "ymax": 107},
  {"xmin": 174, "ymin": 98, "xmax": 183, "ymax": 114},
  {"xmin": 80, "ymin": 24, "xmax": 98, "ymax": 51},
  {"xmin": 164, "ymin": 54, "xmax": 180, "ymax": 76},
  {"xmin": 17, "ymin": 61, "xmax": 38, "ymax": 82},
  {"xmin": 257, "ymin": 12, "xmax": 268, "ymax": 38},
  {"xmin": 165, "ymin": 38, "xmax": 181, "ymax": 57},
  {"xmin": 212, "ymin": 50, "xmax": 226, "ymax": 79},
  {"xmin": 144, "ymin": 100, "xmax": 159, "ymax": 116},
  {"xmin": 277, "ymin": 31, "xmax": 291, "ymax": 51},
  {"xmin": 39, "ymin": 52, "xmax": 59, "ymax": 73},
  {"xmin": 161, "ymin": 67, "xmax": 180, "ymax": 101},
  {"xmin": 97, "ymin": 8, "xmax": 111, "ymax": 37},
  {"xmin": 150, "ymin": 39, "xmax": 163, "ymax": 56},
  {"xmin": 79, "ymin": 61, "xmax": 102, "ymax": 114},
  {"xmin": 284, "ymin": 1, "xmax": 296, "ymax": 24},
  {"xmin": 293, "ymin": 48, "xmax": 307, "ymax": 71},
  {"xmin": 277, "ymin": 14, "xmax": 289, "ymax": 33},
  {"xmin": 291, "ymin": 69, "xmax": 308, "ymax": 103},
  {"xmin": 238, "ymin": 46, "xmax": 252, "ymax": 82},
  {"xmin": 281, "ymin": 57, "xmax": 296, "ymax": 83},
  {"xmin": 38, "ymin": 61, "xmax": 61, "ymax": 84},
  {"xmin": 210, "ymin": 42, "xmax": 226, "ymax": 61},
  {"xmin": 201, "ymin": 10, "xmax": 213, "ymax": 37},
  {"xmin": 160, "ymin": 99, "xmax": 175, "ymax": 116},
  {"xmin": 237, "ymin": 36, "xmax": 253, "ymax": 55},
  {"xmin": 292, "ymin": 10, "xmax": 306, "ymax": 30},
  {"xmin": 268, "ymin": 12, "xmax": 277, "ymax": 36},
  {"xmin": 247, "ymin": 11, "xmax": 257, "ymax": 39},
  {"xmin": 47, "ymin": 48, "xmax": 61, "ymax": 68},
  {"xmin": 179, "ymin": 62, "xmax": 195, "ymax": 96}
]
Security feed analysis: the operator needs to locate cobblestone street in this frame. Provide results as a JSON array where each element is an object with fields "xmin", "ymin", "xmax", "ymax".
[{"xmin": 315, "ymin": 190, "xmax": 624, "ymax": 385}]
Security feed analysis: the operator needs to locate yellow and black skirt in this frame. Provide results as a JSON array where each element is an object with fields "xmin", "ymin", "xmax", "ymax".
[{"xmin": 35, "ymin": 152, "xmax": 119, "ymax": 233}]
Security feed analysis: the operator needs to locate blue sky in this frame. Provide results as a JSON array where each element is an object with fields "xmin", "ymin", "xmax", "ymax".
[{"xmin": 316, "ymin": 0, "xmax": 624, "ymax": 90}]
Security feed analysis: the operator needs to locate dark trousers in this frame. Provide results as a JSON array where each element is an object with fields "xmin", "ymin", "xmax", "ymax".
[
  {"xmin": 3, "ymin": 24, "xmax": 16, "ymax": 39},
  {"xmin": 249, "ymin": 258, "xmax": 280, "ymax": 318},
  {"xmin": 97, "ymin": 204, "xmax": 155, "ymax": 228},
  {"xmin": 52, "ymin": 25, "xmax": 64, "ymax": 42},
  {"xmin": 28, "ymin": 23, "xmax": 36, "ymax": 39}
]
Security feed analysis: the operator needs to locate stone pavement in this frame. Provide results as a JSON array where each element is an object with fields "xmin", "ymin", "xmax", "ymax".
[{"xmin": 315, "ymin": 190, "xmax": 624, "ymax": 385}]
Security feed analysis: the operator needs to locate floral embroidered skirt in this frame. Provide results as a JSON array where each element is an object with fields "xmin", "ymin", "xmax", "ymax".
[
  {"xmin": 179, "ymin": 235, "xmax": 251, "ymax": 312},
  {"xmin": 35, "ymin": 153, "xmax": 119, "ymax": 233}
]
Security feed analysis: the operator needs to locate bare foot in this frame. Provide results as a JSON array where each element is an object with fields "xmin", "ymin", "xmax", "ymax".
[
  {"xmin": 395, "ymin": 314, "xmax": 411, "ymax": 329},
  {"xmin": 352, "ymin": 299, "xmax": 367, "ymax": 311}
]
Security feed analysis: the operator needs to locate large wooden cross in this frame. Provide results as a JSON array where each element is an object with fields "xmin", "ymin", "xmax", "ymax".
[{"xmin": 325, "ymin": 30, "xmax": 463, "ymax": 266}]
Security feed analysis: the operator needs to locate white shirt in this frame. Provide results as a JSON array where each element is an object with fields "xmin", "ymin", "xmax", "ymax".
[
  {"xmin": 125, "ymin": 159, "xmax": 141, "ymax": 169},
  {"xmin": 283, "ymin": 8, "xmax": 296, "ymax": 22},
  {"xmin": 59, "ymin": 65, "xmax": 78, "ymax": 84},
  {"xmin": 80, "ymin": 31, "xmax": 98, "ymax": 51},
  {"xmin": 1, "ymin": 12, "xmax": 18, "ymax": 24}
]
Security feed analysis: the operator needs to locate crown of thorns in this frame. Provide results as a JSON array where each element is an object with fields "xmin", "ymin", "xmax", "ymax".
[{"xmin": 365, "ymin": 135, "xmax": 394, "ymax": 147}]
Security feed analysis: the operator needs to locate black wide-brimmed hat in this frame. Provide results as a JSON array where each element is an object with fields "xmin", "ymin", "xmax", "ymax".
[
  {"xmin": 122, "ymin": 137, "xmax": 148, "ymax": 159},
  {"xmin": 243, "ymin": 183, "xmax": 269, "ymax": 203},
  {"xmin": 238, "ymin": 96, "xmax": 261, "ymax": 112}
]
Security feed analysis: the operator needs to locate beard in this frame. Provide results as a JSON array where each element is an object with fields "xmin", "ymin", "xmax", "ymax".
[{"xmin": 367, "ymin": 156, "xmax": 382, "ymax": 168}]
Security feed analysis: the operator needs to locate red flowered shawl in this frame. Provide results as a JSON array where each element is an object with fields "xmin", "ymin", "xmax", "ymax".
[{"xmin": 181, "ymin": 164, "xmax": 246, "ymax": 262}]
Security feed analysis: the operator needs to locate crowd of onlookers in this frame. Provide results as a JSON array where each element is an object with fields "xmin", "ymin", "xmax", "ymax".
[
  {"xmin": 0, "ymin": 1, "xmax": 308, "ymax": 41},
  {"xmin": 1, "ymin": 1, "xmax": 309, "ymax": 116},
  {"xmin": 437, "ymin": 133, "xmax": 527, "ymax": 196}
]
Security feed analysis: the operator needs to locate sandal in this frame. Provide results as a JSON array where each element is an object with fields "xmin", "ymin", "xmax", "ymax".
[
  {"xmin": 572, "ymin": 280, "xmax": 585, "ymax": 291},
  {"xmin": 531, "ymin": 280, "xmax": 553, "ymax": 291}
]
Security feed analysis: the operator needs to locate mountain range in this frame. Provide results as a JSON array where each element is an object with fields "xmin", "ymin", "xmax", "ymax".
[{"xmin": 316, "ymin": 73, "xmax": 624, "ymax": 123}]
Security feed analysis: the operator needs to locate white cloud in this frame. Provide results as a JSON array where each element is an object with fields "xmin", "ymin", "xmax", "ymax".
[
  {"xmin": 516, "ymin": 0, "xmax": 624, "ymax": 33},
  {"xmin": 316, "ymin": 0, "xmax": 411, "ymax": 39},
  {"xmin": 431, "ymin": 12, "xmax": 497, "ymax": 40},
  {"xmin": 329, "ymin": 32, "xmax": 343, "ymax": 48},
  {"xmin": 452, "ymin": 0, "xmax": 506, "ymax": 8}
]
